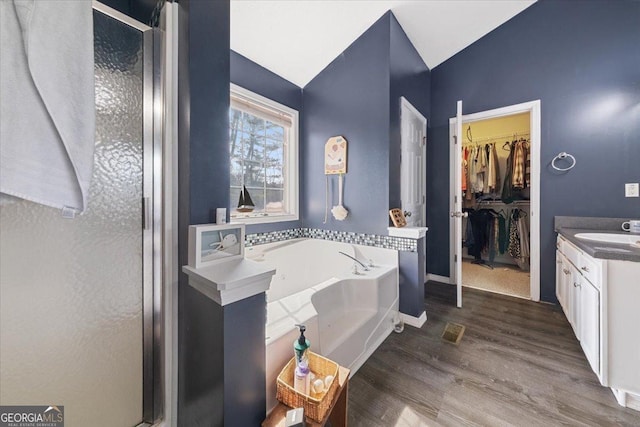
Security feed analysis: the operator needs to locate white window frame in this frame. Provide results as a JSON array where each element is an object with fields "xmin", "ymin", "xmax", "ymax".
[{"xmin": 229, "ymin": 83, "xmax": 299, "ymax": 224}]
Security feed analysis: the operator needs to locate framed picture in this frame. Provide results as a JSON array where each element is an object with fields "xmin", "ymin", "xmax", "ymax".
[{"xmin": 188, "ymin": 223, "xmax": 245, "ymax": 268}]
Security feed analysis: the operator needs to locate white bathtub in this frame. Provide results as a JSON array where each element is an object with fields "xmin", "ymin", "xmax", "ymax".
[{"xmin": 245, "ymin": 238, "xmax": 399, "ymax": 411}]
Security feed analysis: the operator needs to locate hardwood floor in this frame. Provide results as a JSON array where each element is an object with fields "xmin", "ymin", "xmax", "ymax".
[{"xmin": 348, "ymin": 282, "xmax": 640, "ymax": 426}]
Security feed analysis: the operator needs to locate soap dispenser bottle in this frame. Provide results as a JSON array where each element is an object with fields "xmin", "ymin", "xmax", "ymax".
[{"xmin": 293, "ymin": 324, "xmax": 311, "ymax": 395}]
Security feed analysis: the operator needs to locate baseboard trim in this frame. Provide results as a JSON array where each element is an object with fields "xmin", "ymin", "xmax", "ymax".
[
  {"xmin": 612, "ymin": 387, "xmax": 640, "ymax": 411},
  {"xmin": 400, "ymin": 311, "xmax": 427, "ymax": 328},
  {"xmin": 426, "ymin": 274, "xmax": 451, "ymax": 284}
]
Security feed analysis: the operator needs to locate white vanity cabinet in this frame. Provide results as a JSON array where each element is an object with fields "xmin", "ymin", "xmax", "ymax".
[
  {"xmin": 577, "ymin": 271, "xmax": 600, "ymax": 375},
  {"xmin": 556, "ymin": 233, "xmax": 640, "ymax": 411},
  {"xmin": 556, "ymin": 236, "xmax": 601, "ymax": 376}
]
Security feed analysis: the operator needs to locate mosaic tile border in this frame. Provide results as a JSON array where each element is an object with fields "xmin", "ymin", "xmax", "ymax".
[{"xmin": 245, "ymin": 228, "xmax": 418, "ymax": 252}]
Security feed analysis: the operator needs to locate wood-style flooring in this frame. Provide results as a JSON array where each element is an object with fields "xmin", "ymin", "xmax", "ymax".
[{"xmin": 347, "ymin": 282, "xmax": 640, "ymax": 426}]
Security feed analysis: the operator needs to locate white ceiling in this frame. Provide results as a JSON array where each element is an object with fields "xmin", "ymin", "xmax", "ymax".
[{"xmin": 231, "ymin": 1, "xmax": 536, "ymax": 88}]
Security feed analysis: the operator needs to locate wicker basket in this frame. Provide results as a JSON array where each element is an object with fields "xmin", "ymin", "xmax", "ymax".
[{"xmin": 276, "ymin": 351, "xmax": 339, "ymax": 422}]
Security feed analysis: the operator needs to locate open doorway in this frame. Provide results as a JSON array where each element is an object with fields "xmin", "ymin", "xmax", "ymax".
[{"xmin": 449, "ymin": 101, "xmax": 541, "ymax": 304}]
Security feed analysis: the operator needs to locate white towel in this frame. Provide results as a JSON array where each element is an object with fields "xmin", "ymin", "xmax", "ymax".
[{"xmin": 1, "ymin": 0, "xmax": 95, "ymax": 214}]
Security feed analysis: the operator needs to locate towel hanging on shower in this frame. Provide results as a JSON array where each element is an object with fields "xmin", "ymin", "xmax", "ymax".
[{"xmin": 0, "ymin": 0, "xmax": 95, "ymax": 215}]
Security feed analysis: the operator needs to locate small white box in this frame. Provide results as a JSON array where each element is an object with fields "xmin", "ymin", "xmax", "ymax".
[{"xmin": 188, "ymin": 223, "xmax": 245, "ymax": 268}]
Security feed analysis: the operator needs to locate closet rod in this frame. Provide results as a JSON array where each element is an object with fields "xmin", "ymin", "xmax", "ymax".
[
  {"xmin": 476, "ymin": 199, "xmax": 530, "ymax": 205},
  {"xmin": 463, "ymin": 131, "xmax": 529, "ymax": 145}
]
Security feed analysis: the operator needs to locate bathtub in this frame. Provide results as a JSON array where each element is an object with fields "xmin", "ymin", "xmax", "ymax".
[{"xmin": 245, "ymin": 238, "xmax": 399, "ymax": 411}]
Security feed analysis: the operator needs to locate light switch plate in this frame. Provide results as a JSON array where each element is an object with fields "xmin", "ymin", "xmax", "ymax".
[{"xmin": 625, "ymin": 183, "xmax": 639, "ymax": 197}]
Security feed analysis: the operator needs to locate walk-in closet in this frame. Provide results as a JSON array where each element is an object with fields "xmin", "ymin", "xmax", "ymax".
[{"xmin": 460, "ymin": 113, "xmax": 531, "ymax": 299}]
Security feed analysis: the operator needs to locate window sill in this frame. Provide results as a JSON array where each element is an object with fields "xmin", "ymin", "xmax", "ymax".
[{"xmin": 230, "ymin": 213, "xmax": 299, "ymax": 225}]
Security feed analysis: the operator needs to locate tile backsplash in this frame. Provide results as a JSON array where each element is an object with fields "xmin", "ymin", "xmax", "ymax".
[{"xmin": 245, "ymin": 228, "xmax": 418, "ymax": 252}]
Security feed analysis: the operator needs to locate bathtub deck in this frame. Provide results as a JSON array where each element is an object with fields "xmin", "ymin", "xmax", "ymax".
[{"xmin": 347, "ymin": 282, "xmax": 640, "ymax": 426}]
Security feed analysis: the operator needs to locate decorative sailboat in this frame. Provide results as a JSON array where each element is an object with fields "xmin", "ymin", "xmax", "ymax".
[{"xmin": 237, "ymin": 185, "xmax": 255, "ymax": 213}]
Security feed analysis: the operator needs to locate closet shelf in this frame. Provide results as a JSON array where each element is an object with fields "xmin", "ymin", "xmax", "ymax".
[{"xmin": 462, "ymin": 131, "xmax": 529, "ymax": 145}]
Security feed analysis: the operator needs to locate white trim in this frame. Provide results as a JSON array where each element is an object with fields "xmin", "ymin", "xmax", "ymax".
[
  {"xmin": 229, "ymin": 84, "xmax": 299, "ymax": 225},
  {"xmin": 426, "ymin": 274, "xmax": 451, "ymax": 284},
  {"xmin": 93, "ymin": 1, "xmax": 151, "ymax": 32},
  {"xmin": 387, "ymin": 226, "xmax": 428, "ymax": 239},
  {"xmin": 448, "ymin": 100, "xmax": 542, "ymax": 302},
  {"xmin": 400, "ymin": 311, "xmax": 427, "ymax": 328},
  {"xmin": 231, "ymin": 213, "xmax": 298, "ymax": 225},
  {"xmin": 182, "ymin": 260, "xmax": 275, "ymax": 306},
  {"xmin": 454, "ymin": 101, "xmax": 463, "ymax": 308},
  {"xmin": 161, "ymin": 4, "xmax": 179, "ymax": 426}
]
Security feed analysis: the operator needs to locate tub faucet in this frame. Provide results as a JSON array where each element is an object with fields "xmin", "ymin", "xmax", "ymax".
[{"xmin": 338, "ymin": 251, "xmax": 370, "ymax": 271}]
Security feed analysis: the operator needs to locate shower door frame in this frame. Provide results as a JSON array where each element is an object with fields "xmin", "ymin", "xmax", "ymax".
[{"xmin": 92, "ymin": 2, "xmax": 164, "ymax": 425}]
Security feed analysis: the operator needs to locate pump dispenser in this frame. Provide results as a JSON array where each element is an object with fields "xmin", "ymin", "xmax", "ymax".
[{"xmin": 293, "ymin": 324, "xmax": 311, "ymax": 394}]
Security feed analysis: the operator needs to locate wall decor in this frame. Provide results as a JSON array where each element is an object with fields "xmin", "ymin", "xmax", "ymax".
[{"xmin": 188, "ymin": 223, "xmax": 245, "ymax": 268}]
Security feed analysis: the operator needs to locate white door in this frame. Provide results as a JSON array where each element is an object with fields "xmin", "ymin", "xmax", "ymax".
[
  {"xmin": 400, "ymin": 97, "xmax": 427, "ymax": 227},
  {"xmin": 452, "ymin": 101, "xmax": 465, "ymax": 307}
]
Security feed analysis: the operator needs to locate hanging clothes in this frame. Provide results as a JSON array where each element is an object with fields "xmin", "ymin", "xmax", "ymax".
[
  {"xmin": 461, "ymin": 147, "xmax": 468, "ymax": 193},
  {"xmin": 507, "ymin": 210, "xmax": 521, "ymax": 259},
  {"xmin": 476, "ymin": 145, "xmax": 487, "ymax": 193},
  {"xmin": 501, "ymin": 141, "xmax": 515, "ymax": 203},
  {"xmin": 467, "ymin": 209, "xmax": 493, "ymax": 261},
  {"xmin": 487, "ymin": 143, "xmax": 500, "ymax": 193},
  {"xmin": 498, "ymin": 214, "xmax": 508, "ymax": 254},
  {"xmin": 512, "ymin": 140, "xmax": 526, "ymax": 189},
  {"xmin": 524, "ymin": 140, "xmax": 531, "ymax": 188},
  {"xmin": 517, "ymin": 211, "xmax": 530, "ymax": 260},
  {"xmin": 464, "ymin": 214, "xmax": 474, "ymax": 248},
  {"xmin": 485, "ymin": 215, "xmax": 499, "ymax": 263}
]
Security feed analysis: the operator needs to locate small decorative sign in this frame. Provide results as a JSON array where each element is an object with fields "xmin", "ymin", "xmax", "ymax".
[
  {"xmin": 389, "ymin": 208, "xmax": 407, "ymax": 228},
  {"xmin": 324, "ymin": 136, "xmax": 347, "ymax": 175},
  {"xmin": 188, "ymin": 223, "xmax": 245, "ymax": 268}
]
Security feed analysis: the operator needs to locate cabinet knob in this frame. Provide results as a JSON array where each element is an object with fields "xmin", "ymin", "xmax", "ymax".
[
  {"xmin": 573, "ymin": 282, "xmax": 581, "ymax": 288},
  {"xmin": 563, "ymin": 269, "xmax": 570, "ymax": 275},
  {"xmin": 581, "ymin": 266, "xmax": 590, "ymax": 272}
]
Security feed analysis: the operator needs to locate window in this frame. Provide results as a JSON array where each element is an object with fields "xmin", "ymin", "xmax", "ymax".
[{"xmin": 229, "ymin": 84, "xmax": 299, "ymax": 223}]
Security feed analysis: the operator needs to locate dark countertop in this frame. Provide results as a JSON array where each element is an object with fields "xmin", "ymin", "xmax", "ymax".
[
  {"xmin": 554, "ymin": 215, "xmax": 640, "ymax": 262},
  {"xmin": 555, "ymin": 227, "xmax": 640, "ymax": 263}
]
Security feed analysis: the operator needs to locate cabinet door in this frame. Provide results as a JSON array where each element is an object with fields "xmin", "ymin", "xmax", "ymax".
[
  {"xmin": 579, "ymin": 279, "xmax": 600, "ymax": 376},
  {"xmin": 568, "ymin": 263, "xmax": 580, "ymax": 335},
  {"xmin": 556, "ymin": 250, "xmax": 565, "ymax": 308}
]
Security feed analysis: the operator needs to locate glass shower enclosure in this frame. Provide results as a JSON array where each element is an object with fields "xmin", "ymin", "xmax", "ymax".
[{"xmin": 0, "ymin": 5, "xmax": 162, "ymax": 426}]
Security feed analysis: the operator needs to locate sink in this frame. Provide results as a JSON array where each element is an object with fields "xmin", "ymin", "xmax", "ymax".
[{"xmin": 575, "ymin": 233, "xmax": 640, "ymax": 247}]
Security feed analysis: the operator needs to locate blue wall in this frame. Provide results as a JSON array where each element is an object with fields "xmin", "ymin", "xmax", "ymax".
[
  {"xmin": 388, "ymin": 14, "xmax": 430, "ymax": 315},
  {"xmin": 389, "ymin": 13, "xmax": 431, "ymax": 214},
  {"xmin": 232, "ymin": 13, "xmax": 431, "ymax": 318},
  {"xmin": 428, "ymin": 0, "xmax": 640, "ymax": 302},
  {"xmin": 100, "ymin": 0, "xmax": 156, "ymax": 24},
  {"xmin": 230, "ymin": 51, "xmax": 304, "ymax": 234},
  {"xmin": 302, "ymin": 13, "xmax": 391, "ymax": 235},
  {"xmin": 302, "ymin": 12, "xmax": 430, "ymax": 236},
  {"xmin": 177, "ymin": 0, "xmax": 228, "ymax": 424}
]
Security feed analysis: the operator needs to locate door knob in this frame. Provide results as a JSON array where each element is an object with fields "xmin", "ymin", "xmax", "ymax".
[{"xmin": 450, "ymin": 211, "xmax": 468, "ymax": 218}]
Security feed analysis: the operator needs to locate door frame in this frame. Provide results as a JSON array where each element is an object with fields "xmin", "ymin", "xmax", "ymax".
[
  {"xmin": 449, "ymin": 100, "xmax": 541, "ymax": 302},
  {"xmin": 400, "ymin": 97, "xmax": 427, "ymax": 227}
]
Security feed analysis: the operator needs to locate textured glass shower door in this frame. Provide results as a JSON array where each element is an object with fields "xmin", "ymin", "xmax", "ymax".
[{"xmin": 0, "ymin": 9, "xmax": 152, "ymax": 427}]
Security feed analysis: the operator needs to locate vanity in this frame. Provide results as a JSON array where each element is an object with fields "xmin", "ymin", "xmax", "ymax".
[{"xmin": 555, "ymin": 217, "xmax": 640, "ymax": 411}]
